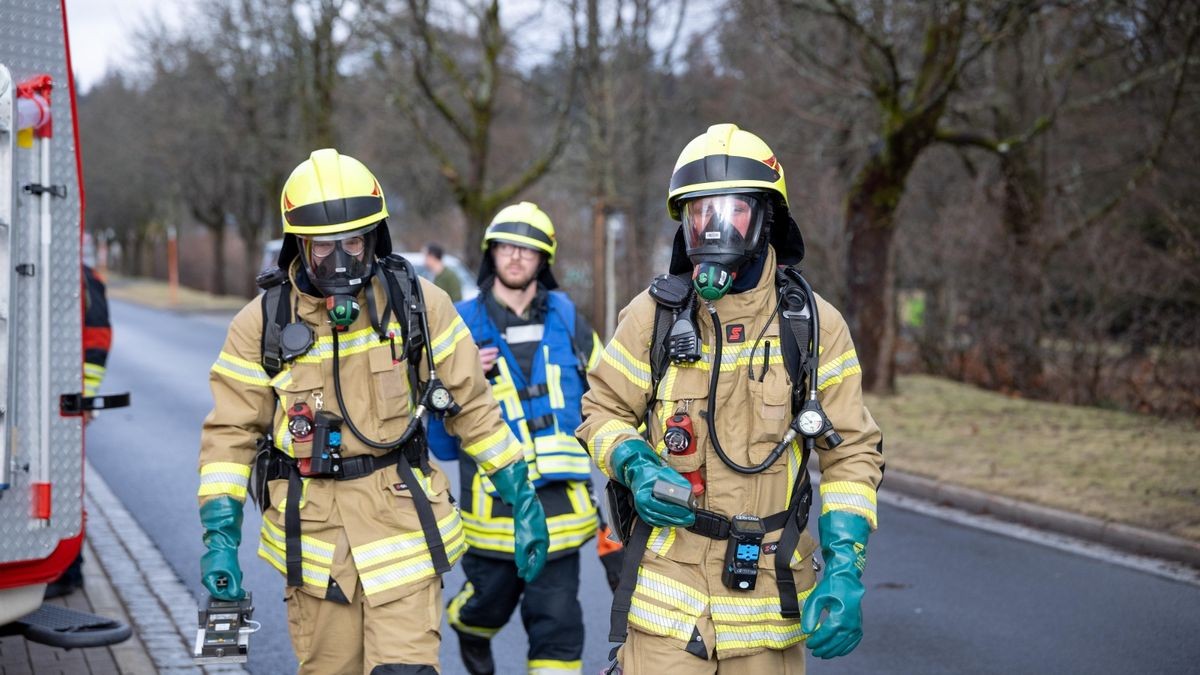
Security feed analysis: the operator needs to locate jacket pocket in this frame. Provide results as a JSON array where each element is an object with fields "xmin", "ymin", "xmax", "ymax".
[
  {"xmin": 746, "ymin": 367, "xmax": 792, "ymax": 469},
  {"xmin": 268, "ymin": 476, "xmax": 333, "ymax": 524},
  {"xmin": 368, "ymin": 345, "xmax": 410, "ymax": 422},
  {"xmin": 273, "ymin": 362, "xmax": 325, "ymax": 458}
]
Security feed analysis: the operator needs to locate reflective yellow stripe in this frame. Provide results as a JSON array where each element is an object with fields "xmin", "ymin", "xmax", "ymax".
[
  {"xmin": 359, "ymin": 525, "xmax": 467, "ymax": 595},
  {"xmin": 492, "ymin": 359, "xmax": 525, "ymax": 420},
  {"xmin": 565, "ymin": 480, "xmax": 590, "ymax": 514},
  {"xmin": 464, "ymin": 427, "xmax": 523, "ymax": 472},
  {"xmin": 635, "ymin": 567, "xmax": 705, "ymax": 614},
  {"xmin": 601, "ymin": 340, "xmax": 651, "ymax": 389},
  {"xmin": 274, "ymin": 478, "xmax": 310, "ymax": 511},
  {"xmin": 529, "ymin": 659, "xmax": 582, "ymax": 674},
  {"xmin": 352, "ymin": 510, "xmax": 463, "ymax": 567},
  {"xmin": 817, "ymin": 348, "xmax": 861, "ymax": 391},
  {"xmin": 587, "ymin": 334, "xmax": 602, "ymax": 371},
  {"xmin": 589, "ymin": 420, "xmax": 639, "ymax": 479},
  {"xmin": 256, "ymin": 540, "xmax": 330, "ymax": 588},
  {"xmin": 547, "ymin": 360, "xmax": 565, "ymax": 409},
  {"xmin": 259, "ymin": 518, "xmax": 335, "ymax": 563},
  {"xmin": 447, "ymin": 582, "xmax": 500, "ymax": 637},
  {"xmin": 785, "ymin": 440, "xmax": 805, "ymax": 504},
  {"xmin": 713, "ymin": 621, "xmax": 810, "ymax": 651},
  {"xmin": 628, "ymin": 597, "xmax": 695, "ymax": 643},
  {"xmin": 646, "ymin": 526, "xmax": 676, "ymax": 557},
  {"xmin": 431, "ymin": 316, "xmax": 471, "ymax": 366},
  {"xmin": 83, "ymin": 363, "xmax": 106, "ymax": 397},
  {"xmin": 198, "ymin": 462, "xmax": 251, "ymax": 499},
  {"xmin": 819, "ymin": 481, "xmax": 878, "ymax": 529},
  {"xmin": 711, "ymin": 586, "xmax": 815, "ymax": 624},
  {"xmin": 212, "ymin": 351, "xmax": 270, "ymax": 386},
  {"xmin": 291, "ymin": 322, "xmax": 404, "ymax": 365}
]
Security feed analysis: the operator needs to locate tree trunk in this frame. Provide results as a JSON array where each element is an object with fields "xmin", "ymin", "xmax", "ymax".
[
  {"xmin": 844, "ymin": 191, "xmax": 898, "ymax": 394},
  {"xmin": 997, "ymin": 146, "xmax": 1048, "ymax": 394},
  {"xmin": 843, "ymin": 153, "xmax": 908, "ymax": 394},
  {"xmin": 212, "ymin": 225, "xmax": 227, "ymax": 296}
]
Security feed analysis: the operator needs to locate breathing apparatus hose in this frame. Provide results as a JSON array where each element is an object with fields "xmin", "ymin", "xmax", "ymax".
[
  {"xmin": 703, "ymin": 292, "xmax": 819, "ymax": 474},
  {"xmin": 332, "ymin": 328, "xmax": 425, "ymax": 450},
  {"xmin": 329, "ymin": 265, "xmax": 446, "ymax": 451}
]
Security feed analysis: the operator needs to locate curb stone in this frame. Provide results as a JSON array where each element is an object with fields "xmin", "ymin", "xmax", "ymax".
[{"xmin": 882, "ymin": 470, "xmax": 1200, "ymax": 568}]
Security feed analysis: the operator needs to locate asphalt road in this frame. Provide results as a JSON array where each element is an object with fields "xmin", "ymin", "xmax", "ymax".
[{"xmin": 88, "ymin": 299, "xmax": 1200, "ymax": 674}]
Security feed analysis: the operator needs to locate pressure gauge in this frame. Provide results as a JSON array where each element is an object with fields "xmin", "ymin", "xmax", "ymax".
[
  {"xmin": 428, "ymin": 386, "xmax": 453, "ymax": 412},
  {"xmin": 797, "ymin": 409, "xmax": 825, "ymax": 437}
]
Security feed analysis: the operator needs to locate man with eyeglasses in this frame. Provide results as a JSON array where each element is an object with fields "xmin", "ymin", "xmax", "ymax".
[{"xmin": 429, "ymin": 201, "xmax": 605, "ymax": 675}]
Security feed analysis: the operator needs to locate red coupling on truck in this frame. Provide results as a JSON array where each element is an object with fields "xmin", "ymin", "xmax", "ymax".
[
  {"xmin": 33, "ymin": 482, "xmax": 52, "ymax": 519},
  {"xmin": 16, "ymin": 74, "xmax": 54, "ymax": 138}
]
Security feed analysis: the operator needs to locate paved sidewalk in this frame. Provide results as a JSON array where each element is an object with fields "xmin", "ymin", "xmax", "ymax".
[
  {"xmin": 0, "ymin": 464, "xmax": 248, "ymax": 675},
  {"xmin": 0, "ymin": 538, "xmax": 155, "ymax": 675}
]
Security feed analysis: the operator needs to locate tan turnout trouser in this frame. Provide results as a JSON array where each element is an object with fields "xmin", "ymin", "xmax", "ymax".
[
  {"xmin": 620, "ymin": 629, "xmax": 806, "ymax": 675},
  {"xmin": 285, "ymin": 577, "xmax": 442, "ymax": 674}
]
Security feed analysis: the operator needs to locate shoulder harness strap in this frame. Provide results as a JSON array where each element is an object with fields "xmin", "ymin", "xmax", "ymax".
[
  {"xmin": 257, "ymin": 266, "xmax": 291, "ymax": 378},
  {"xmin": 776, "ymin": 266, "xmax": 813, "ymax": 411}
]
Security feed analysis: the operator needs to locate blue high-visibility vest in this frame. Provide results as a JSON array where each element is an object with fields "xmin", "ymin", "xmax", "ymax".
[{"xmin": 427, "ymin": 291, "xmax": 593, "ymax": 487}]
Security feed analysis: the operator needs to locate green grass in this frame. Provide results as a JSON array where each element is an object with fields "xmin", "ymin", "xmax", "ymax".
[
  {"xmin": 867, "ymin": 375, "xmax": 1200, "ymax": 541},
  {"xmin": 104, "ymin": 274, "xmax": 250, "ymax": 312}
]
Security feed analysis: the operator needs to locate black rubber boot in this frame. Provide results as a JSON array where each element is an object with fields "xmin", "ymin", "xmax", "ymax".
[
  {"xmin": 44, "ymin": 553, "xmax": 84, "ymax": 599},
  {"xmin": 455, "ymin": 629, "xmax": 495, "ymax": 675}
]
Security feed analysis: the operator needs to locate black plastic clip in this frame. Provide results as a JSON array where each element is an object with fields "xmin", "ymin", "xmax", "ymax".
[
  {"xmin": 23, "ymin": 183, "xmax": 67, "ymax": 198},
  {"xmin": 60, "ymin": 392, "xmax": 132, "ymax": 415}
]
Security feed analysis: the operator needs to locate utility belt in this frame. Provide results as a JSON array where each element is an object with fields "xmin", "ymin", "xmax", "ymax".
[
  {"xmin": 605, "ymin": 476, "xmax": 813, "ymax": 644},
  {"xmin": 251, "ymin": 436, "xmax": 451, "ymax": 590},
  {"xmin": 257, "ymin": 444, "xmax": 425, "ymax": 484}
]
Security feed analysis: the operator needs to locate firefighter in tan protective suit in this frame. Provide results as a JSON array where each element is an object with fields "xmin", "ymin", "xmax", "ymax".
[
  {"xmin": 578, "ymin": 124, "xmax": 884, "ymax": 673},
  {"xmin": 196, "ymin": 149, "xmax": 549, "ymax": 674}
]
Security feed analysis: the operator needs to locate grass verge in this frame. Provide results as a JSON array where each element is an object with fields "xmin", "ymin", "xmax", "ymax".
[
  {"xmin": 867, "ymin": 375, "xmax": 1200, "ymax": 542},
  {"xmin": 103, "ymin": 274, "xmax": 249, "ymax": 313}
]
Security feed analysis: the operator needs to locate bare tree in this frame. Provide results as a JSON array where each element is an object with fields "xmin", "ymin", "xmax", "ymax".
[{"xmin": 366, "ymin": 0, "xmax": 580, "ymax": 268}]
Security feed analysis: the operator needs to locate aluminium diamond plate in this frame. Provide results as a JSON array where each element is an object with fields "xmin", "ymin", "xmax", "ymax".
[{"xmin": 0, "ymin": 0, "xmax": 85, "ymax": 566}]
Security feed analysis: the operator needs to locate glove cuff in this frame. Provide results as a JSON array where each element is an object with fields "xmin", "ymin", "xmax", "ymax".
[
  {"xmin": 489, "ymin": 459, "xmax": 531, "ymax": 506},
  {"xmin": 609, "ymin": 438, "xmax": 659, "ymax": 488}
]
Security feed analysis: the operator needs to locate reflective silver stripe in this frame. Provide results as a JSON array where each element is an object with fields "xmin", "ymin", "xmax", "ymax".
[
  {"xmin": 817, "ymin": 354, "xmax": 860, "ymax": 388},
  {"xmin": 354, "ymin": 515, "xmax": 461, "ymax": 567},
  {"xmin": 602, "ymin": 343, "xmax": 651, "ymax": 382},
  {"xmin": 432, "ymin": 319, "xmax": 470, "ymax": 362},
  {"xmin": 360, "ymin": 557, "xmax": 435, "ymax": 592},
  {"xmin": 199, "ymin": 471, "xmax": 249, "ymax": 489},
  {"xmin": 469, "ymin": 429, "xmax": 518, "ymax": 465},
  {"xmin": 636, "ymin": 571, "xmax": 705, "ymax": 614},
  {"xmin": 821, "ymin": 491, "xmax": 876, "ymax": 513},
  {"xmin": 213, "ymin": 356, "xmax": 270, "ymax": 383},
  {"xmin": 715, "ymin": 622, "xmax": 807, "ymax": 648},
  {"xmin": 629, "ymin": 602, "xmax": 693, "ymax": 637},
  {"xmin": 504, "ymin": 323, "xmax": 544, "ymax": 344},
  {"xmin": 257, "ymin": 541, "xmax": 330, "ymax": 586}
]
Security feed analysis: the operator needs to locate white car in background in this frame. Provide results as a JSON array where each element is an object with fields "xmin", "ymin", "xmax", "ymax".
[{"xmin": 261, "ymin": 239, "xmax": 479, "ymax": 300}]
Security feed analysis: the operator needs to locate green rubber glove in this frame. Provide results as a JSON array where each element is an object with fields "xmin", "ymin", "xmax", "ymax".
[
  {"xmin": 610, "ymin": 439, "xmax": 695, "ymax": 528},
  {"xmin": 802, "ymin": 511, "xmax": 871, "ymax": 659},
  {"xmin": 199, "ymin": 496, "xmax": 246, "ymax": 601},
  {"xmin": 490, "ymin": 460, "xmax": 549, "ymax": 582}
]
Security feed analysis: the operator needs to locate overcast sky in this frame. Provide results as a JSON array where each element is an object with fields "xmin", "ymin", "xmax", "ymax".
[{"xmin": 66, "ymin": 0, "xmax": 183, "ymax": 91}]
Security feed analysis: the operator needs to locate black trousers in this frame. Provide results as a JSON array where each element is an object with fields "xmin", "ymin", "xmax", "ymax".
[{"xmin": 450, "ymin": 551, "xmax": 584, "ymax": 665}]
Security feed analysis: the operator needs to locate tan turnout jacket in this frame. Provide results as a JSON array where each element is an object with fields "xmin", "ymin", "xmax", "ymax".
[
  {"xmin": 198, "ymin": 268, "xmax": 526, "ymax": 607},
  {"xmin": 578, "ymin": 246, "xmax": 884, "ymax": 659}
]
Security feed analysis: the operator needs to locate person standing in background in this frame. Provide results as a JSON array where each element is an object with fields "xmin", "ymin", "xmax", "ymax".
[{"xmin": 425, "ymin": 243, "xmax": 463, "ymax": 302}]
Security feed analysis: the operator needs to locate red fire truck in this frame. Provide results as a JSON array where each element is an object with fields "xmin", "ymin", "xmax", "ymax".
[{"xmin": 0, "ymin": 0, "xmax": 131, "ymax": 648}]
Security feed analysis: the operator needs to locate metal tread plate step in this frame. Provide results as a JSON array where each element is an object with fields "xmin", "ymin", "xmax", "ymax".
[{"xmin": 8, "ymin": 603, "xmax": 132, "ymax": 649}]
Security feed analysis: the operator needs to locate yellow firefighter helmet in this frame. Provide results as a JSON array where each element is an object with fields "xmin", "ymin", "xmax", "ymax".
[
  {"xmin": 666, "ymin": 123, "xmax": 788, "ymax": 220},
  {"xmin": 482, "ymin": 201, "xmax": 557, "ymax": 264}
]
